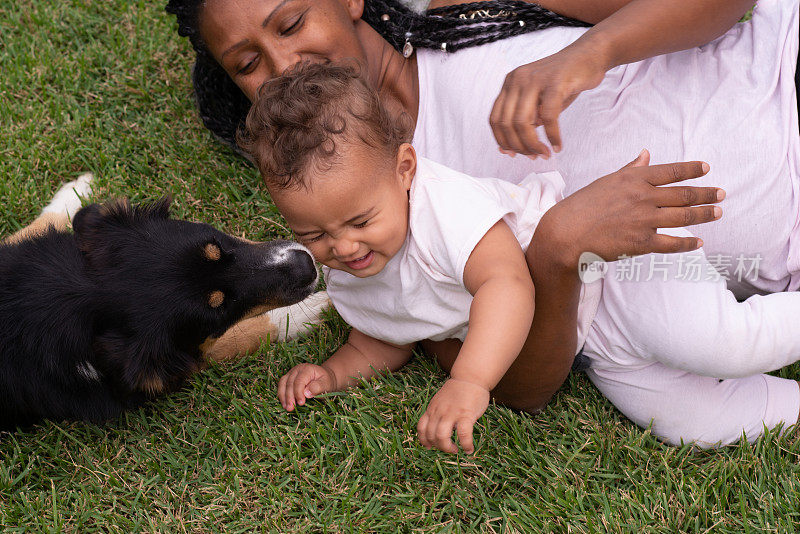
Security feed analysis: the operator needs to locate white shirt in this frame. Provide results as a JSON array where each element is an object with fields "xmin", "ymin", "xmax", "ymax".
[
  {"xmin": 324, "ymin": 157, "xmax": 601, "ymax": 352},
  {"xmin": 413, "ymin": 0, "xmax": 800, "ymax": 298}
]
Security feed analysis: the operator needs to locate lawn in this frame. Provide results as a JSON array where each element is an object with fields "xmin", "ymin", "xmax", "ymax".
[{"xmin": 1, "ymin": 1, "xmax": 798, "ymax": 532}]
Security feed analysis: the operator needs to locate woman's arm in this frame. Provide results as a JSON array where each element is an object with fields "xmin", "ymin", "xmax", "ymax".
[
  {"xmin": 430, "ymin": 151, "xmax": 724, "ymax": 413},
  {"xmin": 487, "ymin": 0, "xmax": 755, "ymax": 156}
]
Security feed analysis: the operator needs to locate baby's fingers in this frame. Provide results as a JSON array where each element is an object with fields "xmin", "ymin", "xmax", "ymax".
[
  {"xmin": 432, "ymin": 419, "xmax": 459, "ymax": 454},
  {"xmin": 278, "ymin": 369, "xmax": 300, "ymax": 411},
  {"xmin": 456, "ymin": 418, "xmax": 475, "ymax": 454},
  {"xmin": 417, "ymin": 413, "xmax": 431, "ymax": 449},
  {"xmin": 305, "ymin": 378, "xmax": 328, "ymax": 398},
  {"xmin": 277, "ymin": 373, "xmax": 290, "ymax": 409},
  {"xmin": 292, "ymin": 367, "xmax": 317, "ymax": 407}
]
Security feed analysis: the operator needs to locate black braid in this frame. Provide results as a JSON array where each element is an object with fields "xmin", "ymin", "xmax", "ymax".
[
  {"xmin": 166, "ymin": 0, "xmax": 589, "ymax": 151},
  {"xmin": 363, "ymin": 0, "xmax": 589, "ymax": 54}
]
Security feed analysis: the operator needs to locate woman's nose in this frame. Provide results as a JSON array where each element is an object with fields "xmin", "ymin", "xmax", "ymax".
[{"xmin": 257, "ymin": 40, "xmax": 303, "ymax": 78}]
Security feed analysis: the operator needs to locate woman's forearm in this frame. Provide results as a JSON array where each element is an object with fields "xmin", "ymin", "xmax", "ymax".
[
  {"xmin": 490, "ymin": 227, "xmax": 581, "ymax": 413},
  {"xmin": 556, "ymin": 0, "xmax": 755, "ymax": 71}
]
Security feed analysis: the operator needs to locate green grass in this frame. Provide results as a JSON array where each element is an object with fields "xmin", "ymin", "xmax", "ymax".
[{"xmin": 1, "ymin": 1, "xmax": 798, "ymax": 531}]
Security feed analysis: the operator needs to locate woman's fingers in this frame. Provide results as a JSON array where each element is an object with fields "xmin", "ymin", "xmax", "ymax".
[
  {"xmin": 652, "ymin": 186, "xmax": 725, "ymax": 207},
  {"xmin": 538, "ymin": 90, "xmax": 564, "ymax": 152},
  {"xmin": 489, "ymin": 88, "xmax": 513, "ymax": 153},
  {"xmin": 512, "ymin": 87, "xmax": 552, "ymax": 157},
  {"xmin": 491, "ymin": 84, "xmax": 550, "ymax": 157},
  {"xmin": 639, "ymin": 161, "xmax": 710, "ymax": 186},
  {"xmin": 654, "ymin": 205, "xmax": 722, "ymax": 228},
  {"xmin": 647, "ymin": 233, "xmax": 705, "ymax": 254},
  {"xmin": 623, "ymin": 149, "xmax": 650, "ymax": 168}
]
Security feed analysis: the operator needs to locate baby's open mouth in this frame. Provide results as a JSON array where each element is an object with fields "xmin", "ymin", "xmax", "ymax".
[{"xmin": 344, "ymin": 251, "xmax": 374, "ymax": 270}]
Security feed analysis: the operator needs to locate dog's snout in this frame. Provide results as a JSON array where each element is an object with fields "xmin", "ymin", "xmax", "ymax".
[{"xmin": 290, "ymin": 248, "xmax": 317, "ymax": 287}]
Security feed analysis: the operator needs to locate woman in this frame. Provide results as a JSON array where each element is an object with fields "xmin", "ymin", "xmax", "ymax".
[{"xmin": 167, "ymin": 0, "xmax": 800, "ymax": 447}]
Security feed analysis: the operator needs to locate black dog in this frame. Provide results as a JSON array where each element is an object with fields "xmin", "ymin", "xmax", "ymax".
[{"xmin": 0, "ymin": 196, "xmax": 317, "ymax": 430}]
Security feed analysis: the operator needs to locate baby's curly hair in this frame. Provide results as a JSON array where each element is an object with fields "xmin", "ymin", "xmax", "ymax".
[{"xmin": 237, "ymin": 61, "xmax": 413, "ymax": 189}]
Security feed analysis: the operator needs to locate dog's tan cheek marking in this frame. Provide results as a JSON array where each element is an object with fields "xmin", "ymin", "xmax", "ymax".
[
  {"xmin": 208, "ymin": 290, "xmax": 225, "ymax": 308},
  {"xmin": 241, "ymin": 304, "xmax": 277, "ymax": 321},
  {"xmin": 199, "ymin": 336, "xmax": 218, "ymax": 355},
  {"xmin": 204, "ymin": 243, "xmax": 221, "ymax": 261}
]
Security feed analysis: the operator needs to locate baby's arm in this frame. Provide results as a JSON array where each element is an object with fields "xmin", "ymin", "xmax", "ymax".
[
  {"xmin": 278, "ymin": 328, "xmax": 413, "ymax": 411},
  {"xmin": 417, "ymin": 219, "xmax": 535, "ymax": 454}
]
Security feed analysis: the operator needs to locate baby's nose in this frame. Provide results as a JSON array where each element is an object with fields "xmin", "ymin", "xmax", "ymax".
[{"xmin": 332, "ymin": 238, "xmax": 359, "ymax": 257}]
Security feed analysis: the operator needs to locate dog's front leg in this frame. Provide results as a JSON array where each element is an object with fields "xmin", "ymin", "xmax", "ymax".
[
  {"xmin": 202, "ymin": 291, "xmax": 330, "ymax": 362},
  {"xmin": 6, "ymin": 173, "xmax": 93, "ymax": 244}
]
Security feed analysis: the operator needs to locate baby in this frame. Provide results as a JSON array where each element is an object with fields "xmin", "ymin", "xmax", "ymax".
[{"xmin": 238, "ymin": 62, "xmax": 800, "ymax": 453}]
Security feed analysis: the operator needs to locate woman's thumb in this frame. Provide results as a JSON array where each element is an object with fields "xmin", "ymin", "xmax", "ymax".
[{"xmin": 625, "ymin": 148, "xmax": 650, "ymax": 168}]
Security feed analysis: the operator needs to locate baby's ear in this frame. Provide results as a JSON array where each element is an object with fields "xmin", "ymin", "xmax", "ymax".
[{"xmin": 396, "ymin": 142, "xmax": 416, "ymax": 190}]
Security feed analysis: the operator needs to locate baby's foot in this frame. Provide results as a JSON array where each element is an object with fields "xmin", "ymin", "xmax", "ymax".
[{"xmin": 41, "ymin": 172, "xmax": 94, "ymax": 221}]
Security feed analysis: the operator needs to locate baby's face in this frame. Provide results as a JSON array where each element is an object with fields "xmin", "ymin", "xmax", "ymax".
[{"xmin": 272, "ymin": 142, "xmax": 415, "ymax": 278}]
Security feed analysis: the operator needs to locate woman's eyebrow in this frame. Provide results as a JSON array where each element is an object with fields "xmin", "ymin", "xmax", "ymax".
[
  {"xmin": 220, "ymin": 0, "xmax": 295, "ymax": 61},
  {"xmin": 262, "ymin": 0, "xmax": 294, "ymax": 29},
  {"xmin": 221, "ymin": 40, "xmax": 249, "ymax": 60}
]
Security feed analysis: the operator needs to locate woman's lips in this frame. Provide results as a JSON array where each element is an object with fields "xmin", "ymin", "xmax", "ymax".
[{"xmin": 344, "ymin": 251, "xmax": 374, "ymax": 270}]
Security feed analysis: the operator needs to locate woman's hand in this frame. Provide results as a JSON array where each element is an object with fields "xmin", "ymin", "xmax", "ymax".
[
  {"xmin": 489, "ymin": 42, "xmax": 608, "ymax": 158},
  {"xmin": 277, "ymin": 363, "xmax": 337, "ymax": 411},
  {"xmin": 417, "ymin": 378, "xmax": 490, "ymax": 454},
  {"xmin": 535, "ymin": 149, "xmax": 724, "ymax": 271}
]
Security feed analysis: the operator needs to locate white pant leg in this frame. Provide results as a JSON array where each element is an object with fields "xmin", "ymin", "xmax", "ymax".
[
  {"xmin": 595, "ymin": 245, "xmax": 800, "ymax": 378},
  {"xmin": 585, "ymin": 363, "xmax": 799, "ymax": 448},
  {"xmin": 583, "ymin": 231, "xmax": 800, "ymax": 447}
]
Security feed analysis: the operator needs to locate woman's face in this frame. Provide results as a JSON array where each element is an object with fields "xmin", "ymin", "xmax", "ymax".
[{"xmin": 199, "ymin": 0, "xmax": 368, "ymax": 101}]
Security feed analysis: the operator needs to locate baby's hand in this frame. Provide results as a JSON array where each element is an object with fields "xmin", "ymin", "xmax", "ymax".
[
  {"xmin": 417, "ymin": 378, "xmax": 490, "ymax": 454},
  {"xmin": 277, "ymin": 363, "xmax": 336, "ymax": 411}
]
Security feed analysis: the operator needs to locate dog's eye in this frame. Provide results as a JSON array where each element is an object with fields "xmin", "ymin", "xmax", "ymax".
[
  {"xmin": 204, "ymin": 243, "xmax": 222, "ymax": 261},
  {"xmin": 208, "ymin": 290, "xmax": 225, "ymax": 308}
]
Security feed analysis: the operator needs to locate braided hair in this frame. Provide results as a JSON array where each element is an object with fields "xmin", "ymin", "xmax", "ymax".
[{"xmin": 165, "ymin": 0, "xmax": 589, "ymax": 151}]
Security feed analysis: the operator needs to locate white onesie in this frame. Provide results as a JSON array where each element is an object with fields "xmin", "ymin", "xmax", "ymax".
[
  {"xmin": 324, "ymin": 157, "xmax": 600, "ymax": 350},
  {"xmin": 326, "ymin": 158, "xmax": 800, "ymax": 448}
]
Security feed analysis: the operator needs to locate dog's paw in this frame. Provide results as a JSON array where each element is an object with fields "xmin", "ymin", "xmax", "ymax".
[
  {"xmin": 41, "ymin": 172, "xmax": 94, "ymax": 221},
  {"xmin": 267, "ymin": 291, "xmax": 331, "ymax": 341}
]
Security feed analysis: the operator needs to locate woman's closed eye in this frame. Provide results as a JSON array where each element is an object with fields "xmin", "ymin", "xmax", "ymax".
[
  {"xmin": 279, "ymin": 12, "xmax": 306, "ymax": 36},
  {"xmin": 236, "ymin": 56, "xmax": 258, "ymax": 76},
  {"xmin": 353, "ymin": 219, "xmax": 370, "ymax": 229}
]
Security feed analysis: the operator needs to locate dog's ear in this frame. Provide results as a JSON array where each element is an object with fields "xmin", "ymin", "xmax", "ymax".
[
  {"xmin": 140, "ymin": 196, "xmax": 172, "ymax": 220},
  {"xmin": 73, "ymin": 198, "xmax": 173, "ymax": 257},
  {"xmin": 93, "ymin": 328, "xmax": 201, "ymax": 397},
  {"xmin": 72, "ymin": 203, "xmax": 103, "ymax": 237}
]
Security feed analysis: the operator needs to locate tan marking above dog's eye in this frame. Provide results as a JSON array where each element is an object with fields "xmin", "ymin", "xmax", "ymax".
[
  {"xmin": 208, "ymin": 290, "xmax": 225, "ymax": 308},
  {"xmin": 204, "ymin": 243, "xmax": 221, "ymax": 261}
]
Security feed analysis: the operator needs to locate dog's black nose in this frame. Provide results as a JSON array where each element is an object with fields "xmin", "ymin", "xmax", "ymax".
[{"xmin": 289, "ymin": 248, "xmax": 317, "ymax": 287}]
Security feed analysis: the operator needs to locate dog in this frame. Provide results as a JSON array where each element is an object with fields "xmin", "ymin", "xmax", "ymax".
[{"xmin": 1, "ymin": 174, "xmax": 328, "ymax": 430}]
